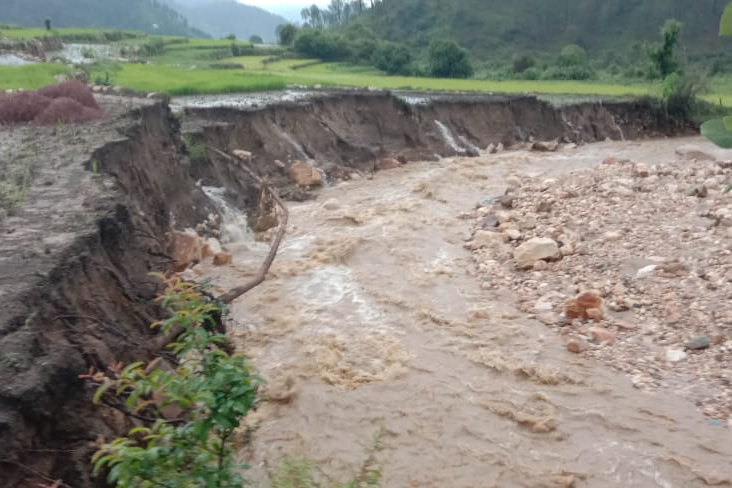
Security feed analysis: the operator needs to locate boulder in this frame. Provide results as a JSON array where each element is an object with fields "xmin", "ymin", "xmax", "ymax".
[
  {"xmin": 213, "ymin": 252, "xmax": 233, "ymax": 266},
  {"xmin": 376, "ymin": 157, "xmax": 402, "ymax": 171},
  {"xmin": 513, "ymin": 237, "xmax": 560, "ymax": 269},
  {"xmin": 169, "ymin": 231, "xmax": 202, "ymax": 272},
  {"xmin": 675, "ymin": 144, "xmax": 715, "ymax": 161},
  {"xmin": 289, "ymin": 160, "xmax": 323, "ymax": 187},
  {"xmin": 532, "ymin": 140, "xmax": 559, "ymax": 152},
  {"xmin": 589, "ymin": 326, "xmax": 615, "ymax": 344}
]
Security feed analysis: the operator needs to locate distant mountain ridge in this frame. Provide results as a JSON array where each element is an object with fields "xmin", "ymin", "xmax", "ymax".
[
  {"xmin": 163, "ymin": 0, "xmax": 289, "ymax": 42},
  {"xmin": 1, "ymin": 0, "xmax": 208, "ymax": 37}
]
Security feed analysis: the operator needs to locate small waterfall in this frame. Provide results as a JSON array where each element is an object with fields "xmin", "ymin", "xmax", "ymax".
[
  {"xmin": 275, "ymin": 125, "xmax": 310, "ymax": 160},
  {"xmin": 201, "ymin": 186, "xmax": 251, "ymax": 243},
  {"xmin": 610, "ymin": 114, "xmax": 626, "ymax": 141},
  {"xmin": 434, "ymin": 120, "xmax": 467, "ymax": 154}
]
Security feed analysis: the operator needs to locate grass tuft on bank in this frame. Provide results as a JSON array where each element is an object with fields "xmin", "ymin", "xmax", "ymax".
[{"xmin": 0, "ymin": 64, "xmax": 70, "ymax": 90}]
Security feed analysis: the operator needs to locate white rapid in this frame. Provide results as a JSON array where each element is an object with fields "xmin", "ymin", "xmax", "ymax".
[{"xmin": 195, "ymin": 137, "xmax": 732, "ymax": 487}]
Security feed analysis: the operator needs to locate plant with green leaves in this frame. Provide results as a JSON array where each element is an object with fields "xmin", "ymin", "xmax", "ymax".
[
  {"xmin": 86, "ymin": 275, "xmax": 260, "ymax": 488},
  {"xmin": 702, "ymin": 2, "xmax": 732, "ymax": 148}
]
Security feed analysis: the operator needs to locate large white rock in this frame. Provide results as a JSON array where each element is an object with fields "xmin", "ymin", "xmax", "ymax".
[{"xmin": 513, "ymin": 237, "xmax": 560, "ymax": 269}]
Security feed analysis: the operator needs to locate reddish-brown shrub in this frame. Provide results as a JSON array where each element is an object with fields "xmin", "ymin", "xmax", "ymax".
[
  {"xmin": 0, "ymin": 91, "xmax": 52, "ymax": 124},
  {"xmin": 38, "ymin": 80, "xmax": 99, "ymax": 109},
  {"xmin": 34, "ymin": 97, "xmax": 103, "ymax": 125}
]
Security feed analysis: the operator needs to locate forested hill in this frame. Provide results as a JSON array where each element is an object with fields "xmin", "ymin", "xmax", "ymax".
[
  {"xmin": 358, "ymin": 0, "xmax": 731, "ymax": 57},
  {"xmin": 1, "ymin": 0, "xmax": 208, "ymax": 37},
  {"xmin": 164, "ymin": 0, "xmax": 288, "ymax": 42}
]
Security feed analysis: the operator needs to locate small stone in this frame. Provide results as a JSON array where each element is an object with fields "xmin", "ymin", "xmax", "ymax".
[
  {"xmin": 635, "ymin": 265, "xmax": 657, "ymax": 279},
  {"xmin": 273, "ymin": 159, "xmax": 286, "ymax": 168},
  {"xmin": 560, "ymin": 244, "xmax": 575, "ymax": 256},
  {"xmin": 567, "ymin": 339, "xmax": 589, "ymax": 354},
  {"xmin": 538, "ymin": 312, "xmax": 556, "ymax": 325},
  {"xmin": 499, "ymin": 194, "xmax": 516, "ymax": 208},
  {"xmin": 633, "ymin": 163, "xmax": 651, "ymax": 177},
  {"xmin": 521, "ymin": 216, "xmax": 537, "ymax": 230},
  {"xmin": 533, "ymin": 260, "xmax": 548, "ymax": 271},
  {"xmin": 470, "ymin": 230, "xmax": 509, "ymax": 250},
  {"xmin": 603, "ymin": 231, "xmax": 622, "ymax": 242},
  {"xmin": 586, "ymin": 308, "xmax": 605, "ymax": 322},
  {"xmin": 603, "ymin": 156, "xmax": 617, "ymax": 165},
  {"xmin": 504, "ymin": 228, "xmax": 522, "ymax": 241},
  {"xmin": 687, "ymin": 186, "xmax": 708, "ymax": 198},
  {"xmin": 665, "ymin": 348, "xmax": 687, "ymax": 363},
  {"xmin": 213, "ymin": 252, "xmax": 232, "ymax": 266},
  {"xmin": 322, "ymin": 198, "xmax": 339, "ymax": 210},
  {"xmin": 589, "ymin": 326, "xmax": 615, "ymax": 344},
  {"xmin": 685, "ymin": 336, "xmax": 711, "ymax": 350},
  {"xmin": 534, "ymin": 300, "xmax": 553, "ymax": 312},
  {"xmin": 536, "ymin": 199, "xmax": 553, "ymax": 213},
  {"xmin": 376, "ymin": 157, "xmax": 402, "ymax": 171},
  {"xmin": 565, "ymin": 292, "xmax": 603, "ymax": 320}
]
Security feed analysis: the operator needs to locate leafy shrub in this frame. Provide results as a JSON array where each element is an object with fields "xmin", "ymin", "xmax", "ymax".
[
  {"xmin": 540, "ymin": 64, "xmax": 594, "ymax": 80},
  {"xmin": 427, "ymin": 38, "xmax": 473, "ymax": 79},
  {"xmin": 88, "ymin": 276, "xmax": 261, "ymax": 488},
  {"xmin": 372, "ymin": 41, "xmax": 413, "ymax": 75},
  {"xmin": 294, "ymin": 29, "xmax": 350, "ymax": 61},
  {"xmin": 511, "ymin": 53, "xmax": 535, "ymax": 74},
  {"xmin": 648, "ymin": 19, "xmax": 683, "ymax": 79},
  {"xmin": 249, "ymin": 35, "xmax": 264, "ymax": 44},
  {"xmin": 558, "ymin": 44, "xmax": 589, "ymax": 67},
  {"xmin": 139, "ymin": 38, "xmax": 165, "ymax": 57}
]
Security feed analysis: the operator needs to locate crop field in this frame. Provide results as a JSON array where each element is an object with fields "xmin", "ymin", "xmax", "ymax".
[{"xmin": 1, "ymin": 28, "xmax": 730, "ymax": 105}]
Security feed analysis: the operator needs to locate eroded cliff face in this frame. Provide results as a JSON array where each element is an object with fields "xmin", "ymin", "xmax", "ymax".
[
  {"xmin": 0, "ymin": 90, "xmax": 691, "ymax": 486},
  {"xmin": 180, "ymin": 91, "xmax": 687, "ymax": 214}
]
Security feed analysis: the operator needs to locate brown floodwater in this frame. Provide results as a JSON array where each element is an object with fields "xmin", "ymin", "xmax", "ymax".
[{"xmin": 194, "ymin": 136, "xmax": 732, "ymax": 487}]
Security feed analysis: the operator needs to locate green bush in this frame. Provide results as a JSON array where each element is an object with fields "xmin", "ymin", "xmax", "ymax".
[
  {"xmin": 427, "ymin": 38, "xmax": 473, "ymax": 79},
  {"xmin": 277, "ymin": 23, "xmax": 298, "ymax": 46},
  {"xmin": 558, "ymin": 44, "xmax": 588, "ymax": 67},
  {"xmin": 139, "ymin": 38, "xmax": 165, "ymax": 57},
  {"xmin": 87, "ymin": 276, "xmax": 260, "ymax": 488},
  {"xmin": 511, "ymin": 53, "xmax": 535, "ymax": 74},
  {"xmin": 372, "ymin": 41, "xmax": 413, "ymax": 75},
  {"xmin": 294, "ymin": 29, "xmax": 350, "ymax": 61}
]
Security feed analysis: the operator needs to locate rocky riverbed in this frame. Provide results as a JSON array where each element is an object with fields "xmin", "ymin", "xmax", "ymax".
[{"xmin": 468, "ymin": 140, "xmax": 732, "ymax": 426}]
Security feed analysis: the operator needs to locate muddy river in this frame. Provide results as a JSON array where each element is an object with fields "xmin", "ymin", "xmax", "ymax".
[{"xmin": 193, "ymin": 137, "xmax": 732, "ymax": 487}]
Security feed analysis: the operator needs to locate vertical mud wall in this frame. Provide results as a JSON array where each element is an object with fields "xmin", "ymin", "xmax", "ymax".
[{"xmin": 0, "ymin": 101, "xmax": 212, "ymax": 487}]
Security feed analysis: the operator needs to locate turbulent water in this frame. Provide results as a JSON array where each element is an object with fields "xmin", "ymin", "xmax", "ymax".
[{"xmin": 195, "ymin": 137, "xmax": 732, "ymax": 487}]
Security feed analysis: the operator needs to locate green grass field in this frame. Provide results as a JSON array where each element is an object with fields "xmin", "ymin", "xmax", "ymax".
[
  {"xmin": 0, "ymin": 64, "xmax": 70, "ymax": 90},
  {"xmin": 96, "ymin": 63, "xmax": 286, "ymax": 95},
  {"xmin": 0, "ymin": 27, "xmax": 143, "ymax": 41}
]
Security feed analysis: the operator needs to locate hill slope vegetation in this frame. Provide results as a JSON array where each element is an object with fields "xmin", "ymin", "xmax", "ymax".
[{"xmin": 1, "ymin": 0, "xmax": 208, "ymax": 37}]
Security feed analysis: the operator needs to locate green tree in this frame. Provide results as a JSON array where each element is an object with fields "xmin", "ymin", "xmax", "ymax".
[
  {"xmin": 249, "ymin": 34, "xmax": 263, "ymax": 44},
  {"xmin": 427, "ymin": 38, "xmax": 473, "ymax": 79},
  {"xmin": 276, "ymin": 23, "xmax": 298, "ymax": 45},
  {"xmin": 44, "ymin": 17, "xmax": 51, "ymax": 30},
  {"xmin": 648, "ymin": 19, "xmax": 683, "ymax": 79}
]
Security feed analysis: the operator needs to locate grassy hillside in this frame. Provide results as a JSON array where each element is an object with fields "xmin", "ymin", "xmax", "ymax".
[
  {"xmin": 358, "ymin": 0, "xmax": 732, "ymax": 60},
  {"xmin": 164, "ymin": 0, "xmax": 288, "ymax": 43},
  {"xmin": 0, "ymin": 0, "xmax": 208, "ymax": 37}
]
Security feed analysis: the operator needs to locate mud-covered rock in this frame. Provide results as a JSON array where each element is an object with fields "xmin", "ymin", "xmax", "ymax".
[{"xmin": 289, "ymin": 160, "xmax": 323, "ymax": 187}]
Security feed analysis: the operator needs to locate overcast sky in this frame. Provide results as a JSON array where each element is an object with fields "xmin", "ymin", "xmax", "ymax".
[{"xmin": 240, "ymin": 0, "xmax": 329, "ymax": 21}]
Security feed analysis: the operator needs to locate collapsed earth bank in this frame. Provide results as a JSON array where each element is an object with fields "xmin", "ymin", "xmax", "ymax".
[{"xmin": 0, "ymin": 89, "xmax": 691, "ymax": 486}]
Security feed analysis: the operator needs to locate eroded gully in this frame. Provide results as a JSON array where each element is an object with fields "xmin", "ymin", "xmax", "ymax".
[{"xmin": 193, "ymin": 136, "xmax": 732, "ymax": 487}]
